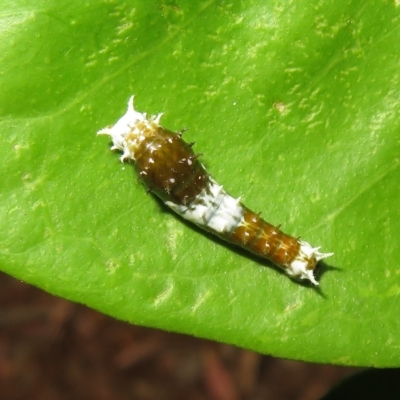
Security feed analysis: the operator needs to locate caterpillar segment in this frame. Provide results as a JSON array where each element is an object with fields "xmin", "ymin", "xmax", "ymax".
[{"xmin": 98, "ymin": 96, "xmax": 333, "ymax": 285}]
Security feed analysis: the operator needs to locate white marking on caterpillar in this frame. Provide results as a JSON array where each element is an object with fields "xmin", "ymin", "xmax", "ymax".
[{"xmin": 166, "ymin": 177, "xmax": 245, "ymax": 235}]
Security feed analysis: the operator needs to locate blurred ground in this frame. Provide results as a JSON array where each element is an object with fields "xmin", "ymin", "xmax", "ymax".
[{"xmin": 0, "ymin": 271, "xmax": 361, "ymax": 400}]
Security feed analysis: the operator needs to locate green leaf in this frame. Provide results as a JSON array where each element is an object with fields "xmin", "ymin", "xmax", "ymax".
[{"xmin": 1, "ymin": 0, "xmax": 399, "ymax": 367}]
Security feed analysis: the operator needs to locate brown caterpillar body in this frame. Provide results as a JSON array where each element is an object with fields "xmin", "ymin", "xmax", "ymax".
[{"xmin": 98, "ymin": 96, "xmax": 333, "ymax": 285}]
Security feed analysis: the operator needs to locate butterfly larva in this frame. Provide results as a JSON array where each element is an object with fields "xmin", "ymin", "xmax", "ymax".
[{"xmin": 98, "ymin": 96, "xmax": 333, "ymax": 285}]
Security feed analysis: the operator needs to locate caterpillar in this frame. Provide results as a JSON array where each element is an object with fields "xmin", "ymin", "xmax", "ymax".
[{"xmin": 98, "ymin": 96, "xmax": 333, "ymax": 285}]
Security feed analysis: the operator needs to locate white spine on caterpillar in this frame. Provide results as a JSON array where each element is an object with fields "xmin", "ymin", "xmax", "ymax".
[{"xmin": 98, "ymin": 96, "xmax": 333, "ymax": 286}]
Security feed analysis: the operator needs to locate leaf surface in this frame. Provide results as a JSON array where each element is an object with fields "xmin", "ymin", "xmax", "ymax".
[{"xmin": 1, "ymin": 0, "xmax": 399, "ymax": 367}]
